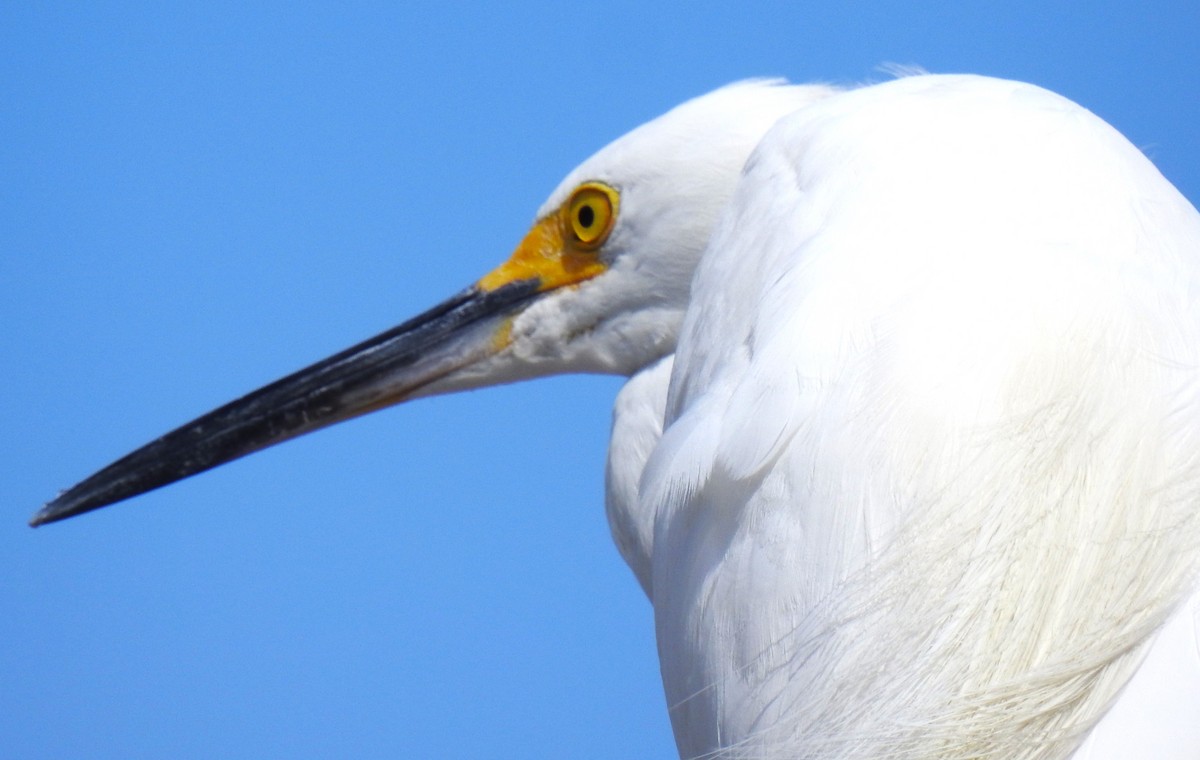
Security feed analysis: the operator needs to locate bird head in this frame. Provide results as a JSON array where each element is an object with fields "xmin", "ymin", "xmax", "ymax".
[
  {"xmin": 423, "ymin": 79, "xmax": 836, "ymax": 390},
  {"xmin": 32, "ymin": 80, "xmax": 834, "ymax": 526}
]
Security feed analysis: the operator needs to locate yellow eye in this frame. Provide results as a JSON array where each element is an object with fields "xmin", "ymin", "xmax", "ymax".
[{"xmin": 566, "ymin": 182, "xmax": 618, "ymax": 249}]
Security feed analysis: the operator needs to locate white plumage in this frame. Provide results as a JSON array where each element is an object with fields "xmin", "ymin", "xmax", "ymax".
[
  {"xmin": 629, "ymin": 74, "xmax": 1200, "ymax": 759},
  {"xmin": 38, "ymin": 74, "xmax": 1200, "ymax": 759}
]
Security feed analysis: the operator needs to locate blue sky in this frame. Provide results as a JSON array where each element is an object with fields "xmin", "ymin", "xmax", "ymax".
[{"xmin": 4, "ymin": 2, "xmax": 1199, "ymax": 758}]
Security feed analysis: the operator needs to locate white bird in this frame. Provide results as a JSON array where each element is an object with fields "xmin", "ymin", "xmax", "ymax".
[{"xmin": 34, "ymin": 74, "xmax": 1200, "ymax": 759}]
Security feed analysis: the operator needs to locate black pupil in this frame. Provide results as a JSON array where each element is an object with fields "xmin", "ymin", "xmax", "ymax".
[{"xmin": 577, "ymin": 204, "xmax": 595, "ymax": 229}]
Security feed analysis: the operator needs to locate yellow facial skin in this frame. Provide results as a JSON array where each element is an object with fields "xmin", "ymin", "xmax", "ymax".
[{"xmin": 477, "ymin": 182, "xmax": 619, "ymax": 294}]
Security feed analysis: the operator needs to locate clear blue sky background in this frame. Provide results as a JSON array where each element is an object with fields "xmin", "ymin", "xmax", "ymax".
[{"xmin": 4, "ymin": 2, "xmax": 1199, "ymax": 758}]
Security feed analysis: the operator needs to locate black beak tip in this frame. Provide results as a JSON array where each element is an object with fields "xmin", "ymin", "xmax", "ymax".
[
  {"xmin": 29, "ymin": 497, "xmax": 71, "ymax": 528},
  {"xmin": 30, "ymin": 484, "xmax": 111, "ymax": 528}
]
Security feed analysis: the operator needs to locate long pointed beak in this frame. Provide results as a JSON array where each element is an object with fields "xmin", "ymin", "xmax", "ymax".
[{"xmin": 30, "ymin": 278, "xmax": 541, "ymax": 527}]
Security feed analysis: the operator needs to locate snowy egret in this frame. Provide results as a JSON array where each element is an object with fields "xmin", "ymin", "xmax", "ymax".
[{"xmin": 34, "ymin": 75, "xmax": 1200, "ymax": 759}]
